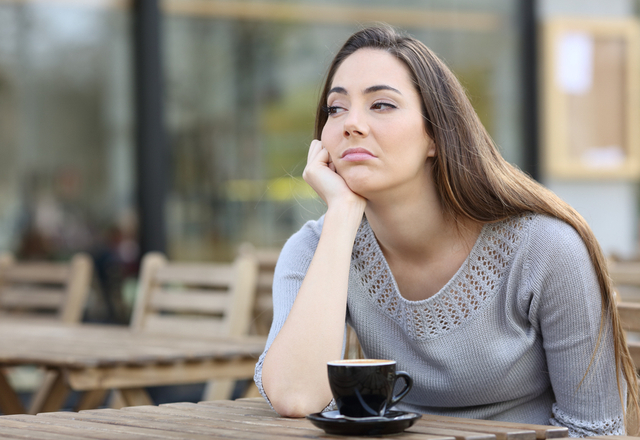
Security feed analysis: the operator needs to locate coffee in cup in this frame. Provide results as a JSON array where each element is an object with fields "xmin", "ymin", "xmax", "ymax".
[{"xmin": 327, "ymin": 359, "xmax": 413, "ymax": 418}]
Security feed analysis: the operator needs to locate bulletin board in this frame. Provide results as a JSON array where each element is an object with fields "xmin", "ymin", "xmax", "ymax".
[{"xmin": 541, "ymin": 19, "xmax": 640, "ymax": 179}]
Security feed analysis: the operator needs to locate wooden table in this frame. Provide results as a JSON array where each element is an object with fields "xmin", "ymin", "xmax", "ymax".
[
  {"xmin": 0, "ymin": 319, "xmax": 266, "ymax": 415},
  {"xmin": 0, "ymin": 397, "xmax": 631, "ymax": 440}
]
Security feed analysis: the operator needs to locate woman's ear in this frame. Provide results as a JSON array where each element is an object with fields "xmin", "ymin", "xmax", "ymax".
[{"xmin": 426, "ymin": 138, "xmax": 437, "ymax": 158}]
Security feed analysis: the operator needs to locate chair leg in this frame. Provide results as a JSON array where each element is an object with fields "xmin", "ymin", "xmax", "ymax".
[
  {"xmin": 109, "ymin": 389, "xmax": 126, "ymax": 409},
  {"xmin": 0, "ymin": 369, "xmax": 25, "ymax": 414},
  {"xmin": 242, "ymin": 381, "xmax": 262, "ymax": 399},
  {"xmin": 202, "ymin": 379, "xmax": 235, "ymax": 401},
  {"xmin": 29, "ymin": 370, "xmax": 69, "ymax": 414},
  {"xmin": 75, "ymin": 389, "xmax": 109, "ymax": 411},
  {"xmin": 110, "ymin": 388, "xmax": 153, "ymax": 408}
]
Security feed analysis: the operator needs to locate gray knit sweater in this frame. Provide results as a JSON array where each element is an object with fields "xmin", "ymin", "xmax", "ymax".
[{"xmin": 254, "ymin": 213, "xmax": 625, "ymax": 437}]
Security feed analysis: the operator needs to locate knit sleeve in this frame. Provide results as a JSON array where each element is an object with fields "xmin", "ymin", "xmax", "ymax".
[
  {"xmin": 523, "ymin": 216, "xmax": 625, "ymax": 437},
  {"xmin": 253, "ymin": 217, "xmax": 323, "ymax": 408}
]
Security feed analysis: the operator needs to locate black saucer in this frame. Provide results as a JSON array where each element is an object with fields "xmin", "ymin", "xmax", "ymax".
[{"xmin": 306, "ymin": 410, "xmax": 422, "ymax": 436}]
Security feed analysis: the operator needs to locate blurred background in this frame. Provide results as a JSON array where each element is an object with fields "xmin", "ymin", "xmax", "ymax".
[{"xmin": 1, "ymin": 0, "xmax": 640, "ymax": 326}]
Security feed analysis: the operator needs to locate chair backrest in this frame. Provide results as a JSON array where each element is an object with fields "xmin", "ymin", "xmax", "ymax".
[
  {"xmin": 130, "ymin": 252, "xmax": 259, "ymax": 338},
  {"xmin": 238, "ymin": 243, "xmax": 280, "ymax": 335},
  {"xmin": 607, "ymin": 260, "xmax": 640, "ymax": 368},
  {"xmin": 0, "ymin": 252, "xmax": 93, "ymax": 323},
  {"xmin": 608, "ymin": 259, "xmax": 640, "ymax": 302},
  {"xmin": 617, "ymin": 301, "xmax": 640, "ymax": 369},
  {"xmin": 345, "ymin": 325, "xmax": 364, "ymax": 360}
]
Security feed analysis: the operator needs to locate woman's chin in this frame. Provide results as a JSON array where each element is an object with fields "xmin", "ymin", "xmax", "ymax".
[
  {"xmin": 343, "ymin": 180, "xmax": 376, "ymax": 200},
  {"xmin": 339, "ymin": 167, "xmax": 371, "ymax": 184}
]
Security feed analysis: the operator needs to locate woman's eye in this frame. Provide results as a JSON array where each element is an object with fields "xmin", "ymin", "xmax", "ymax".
[
  {"xmin": 371, "ymin": 102, "xmax": 397, "ymax": 111},
  {"xmin": 323, "ymin": 105, "xmax": 345, "ymax": 115}
]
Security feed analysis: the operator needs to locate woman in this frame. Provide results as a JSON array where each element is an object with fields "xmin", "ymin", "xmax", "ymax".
[{"xmin": 254, "ymin": 25, "xmax": 639, "ymax": 436}]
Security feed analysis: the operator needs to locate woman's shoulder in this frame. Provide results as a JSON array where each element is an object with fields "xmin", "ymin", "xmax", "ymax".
[
  {"xmin": 524, "ymin": 213, "xmax": 589, "ymax": 258},
  {"xmin": 485, "ymin": 213, "xmax": 585, "ymax": 252},
  {"xmin": 283, "ymin": 215, "xmax": 325, "ymax": 249},
  {"xmin": 275, "ymin": 215, "xmax": 326, "ymax": 271},
  {"xmin": 482, "ymin": 212, "xmax": 591, "ymax": 277},
  {"xmin": 512, "ymin": 213, "xmax": 596, "ymax": 297}
]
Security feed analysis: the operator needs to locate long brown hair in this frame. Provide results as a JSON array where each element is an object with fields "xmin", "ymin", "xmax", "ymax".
[{"xmin": 315, "ymin": 24, "xmax": 639, "ymax": 433}]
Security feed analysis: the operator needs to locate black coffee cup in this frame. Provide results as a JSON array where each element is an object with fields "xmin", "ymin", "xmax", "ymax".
[{"xmin": 327, "ymin": 359, "xmax": 413, "ymax": 418}]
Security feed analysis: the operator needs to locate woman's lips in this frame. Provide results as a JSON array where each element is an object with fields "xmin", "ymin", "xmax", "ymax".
[{"xmin": 341, "ymin": 148, "xmax": 376, "ymax": 161}]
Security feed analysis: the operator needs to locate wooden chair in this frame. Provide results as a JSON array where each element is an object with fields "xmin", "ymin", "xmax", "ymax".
[
  {"xmin": 0, "ymin": 252, "xmax": 93, "ymax": 322},
  {"xmin": 345, "ymin": 325, "xmax": 364, "ymax": 360},
  {"xmin": 107, "ymin": 251, "xmax": 259, "ymax": 408},
  {"xmin": 237, "ymin": 242, "xmax": 280, "ymax": 336},
  {"xmin": 606, "ymin": 259, "xmax": 640, "ymax": 370},
  {"xmin": 608, "ymin": 259, "xmax": 640, "ymax": 303},
  {"xmin": 617, "ymin": 302, "xmax": 640, "ymax": 369},
  {"xmin": 0, "ymin": 252, "xmax": 93, "ymax": 415}
]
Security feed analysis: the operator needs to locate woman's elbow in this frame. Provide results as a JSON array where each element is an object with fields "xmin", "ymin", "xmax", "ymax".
[
  {"xmin": 272, "ymin": 399, "xmax": 313, "ymax": 418},
  {"xmin": 264, "ymin": 381, "xmax": 328, "ymax": 418}
]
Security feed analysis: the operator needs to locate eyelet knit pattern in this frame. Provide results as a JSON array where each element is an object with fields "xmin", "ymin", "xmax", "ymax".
[
  {"xmin": 550, "ymin": 404, "xmax": 625, "ymax": 437},
  {"xmin": 351, "ymin": 214, "xmax": 534, "ymax": 340}
]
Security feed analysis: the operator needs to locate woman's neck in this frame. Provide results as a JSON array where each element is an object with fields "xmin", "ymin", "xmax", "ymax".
[
  {"xmin": 363, "ymin": 184, "xmax": 483, "ymax": 301},
  {"xmin": 364, "ymin": 184, "xmax": 481, "ymax": 265}
]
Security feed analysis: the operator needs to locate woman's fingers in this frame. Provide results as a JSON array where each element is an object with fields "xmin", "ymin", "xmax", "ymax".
[
  {"xmin": 326, "ymin": 146, "xmax": 336, "ymax": 172},
  {"xmin": 307, "ymin": 139, "xmax": 324, "ymax": 163},
  {"xmin": 305, "ymin": 140, "xmax": 334, "ymax": 177},
  {"xmin": 304, "ymin": 139, "xmax": 361, "ymax": 208}
]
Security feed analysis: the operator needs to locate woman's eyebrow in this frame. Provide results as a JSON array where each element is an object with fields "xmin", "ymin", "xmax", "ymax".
[
  {"xmin": 364, "ymin": 85, "xmax": 402, "ymax": 95},
  {"xmin": 328, "ymin": 86, "xmax": 347, "ymax": 96},
  {"xmin": 327, "ymin": 85, "xmax": 402, "ymax": 96}
]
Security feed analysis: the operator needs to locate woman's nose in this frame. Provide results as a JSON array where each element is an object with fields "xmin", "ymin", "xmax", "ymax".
[{"xmin": 343, "ymin": 109, "xmax": 369, "ymax": 138}]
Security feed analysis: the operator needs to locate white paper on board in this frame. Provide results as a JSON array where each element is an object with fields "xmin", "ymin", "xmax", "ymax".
[
  {"xmin": 582, "ymin": 146, "xmax": 625, "ymax": 169},
  {"xmin": 556, "ymin": 32, "xmax": 594, "ymax": 95}
]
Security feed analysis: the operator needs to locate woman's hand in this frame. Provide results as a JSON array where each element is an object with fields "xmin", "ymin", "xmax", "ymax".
[
  {"xmin": 302, "ymin": 140, "xmax": 366, "ymax": 210},
  {"xmin": 261, "ymin": 140, "xmax": 367, "ymax": 417}
]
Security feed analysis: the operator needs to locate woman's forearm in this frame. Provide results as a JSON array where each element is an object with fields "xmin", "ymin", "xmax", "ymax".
[{"xmin": 261, "ymin": 202, "xmax": 364, "ymax": 417}]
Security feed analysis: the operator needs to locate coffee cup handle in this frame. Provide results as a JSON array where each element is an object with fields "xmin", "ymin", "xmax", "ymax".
[{"xmin": 389, "ymin": 371, "xmax": 413, "ymax": 408}]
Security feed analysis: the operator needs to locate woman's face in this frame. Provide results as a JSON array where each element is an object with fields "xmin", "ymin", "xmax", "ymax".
[{"xmin": 321, "ymin": 48, "xmax": 435, "ymax": 199}]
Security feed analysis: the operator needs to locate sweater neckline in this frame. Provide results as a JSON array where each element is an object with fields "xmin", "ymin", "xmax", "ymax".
[
  {"xmin": 350, "ymin": 214, "xmax": 532, "ymax": 340},
  {"xmin": 359, "ymin": 217, "xmax": 490, "ymax": 304}
]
